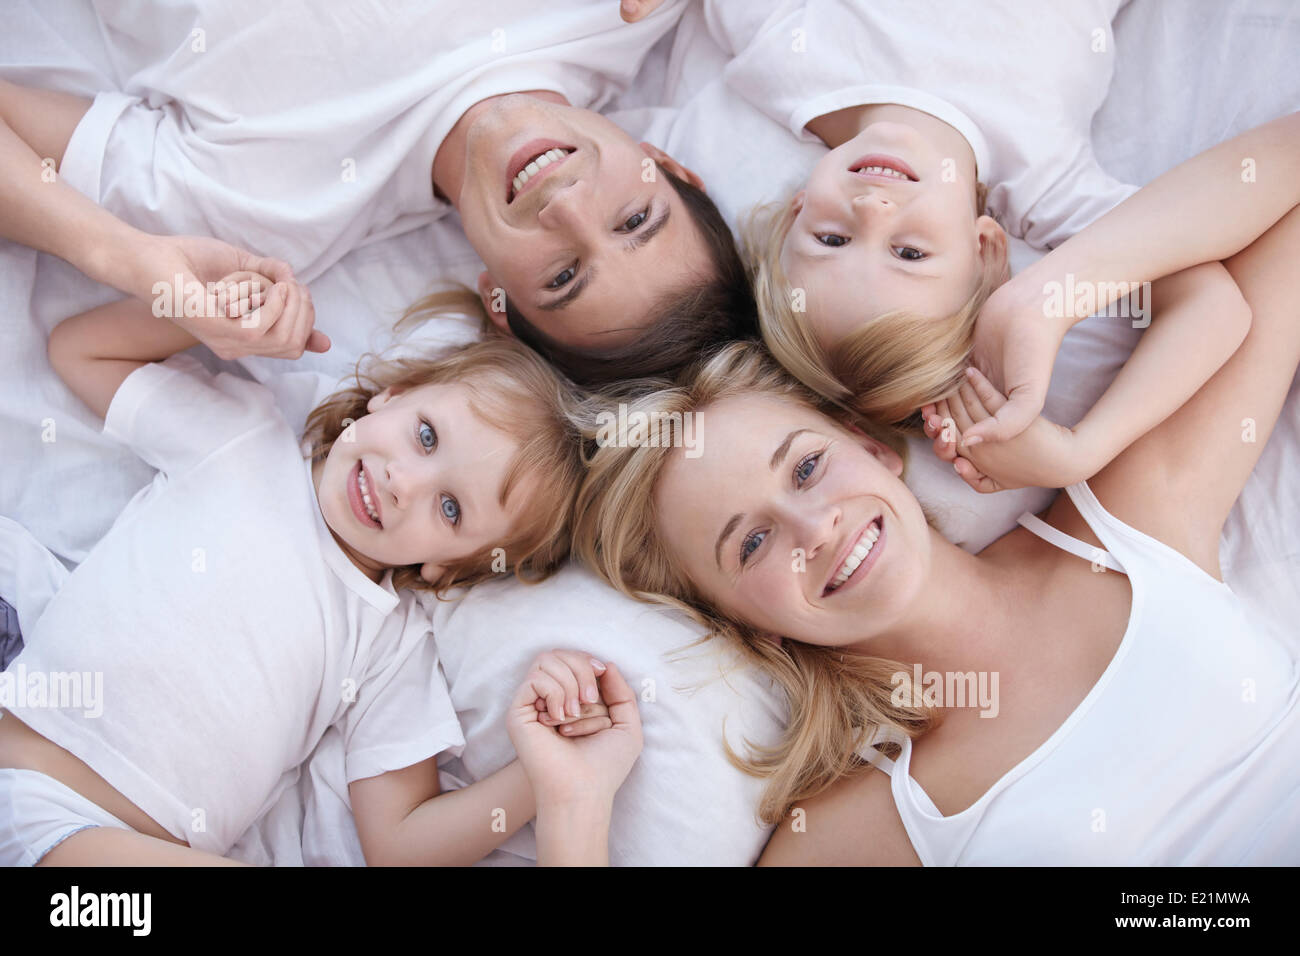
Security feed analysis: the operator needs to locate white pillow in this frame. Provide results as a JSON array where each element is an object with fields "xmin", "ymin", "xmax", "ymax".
[{"xmin": 420, "ymin": 563, "xmax": 787, "ymax": 866}]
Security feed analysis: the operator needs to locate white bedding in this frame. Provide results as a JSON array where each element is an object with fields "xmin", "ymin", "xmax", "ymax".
[{"xmin": 1, "ymin": 0, "xmax": 1298, "ymax": 866}]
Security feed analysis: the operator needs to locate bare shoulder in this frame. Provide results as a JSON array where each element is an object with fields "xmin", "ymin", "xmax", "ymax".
[{"xmin": 758, "ymin": 762, "xmax": 921, "ymax": 866}]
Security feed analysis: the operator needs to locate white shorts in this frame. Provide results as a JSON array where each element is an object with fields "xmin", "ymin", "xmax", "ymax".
[{"xmin": 0, "ymin": 768, "xmax": 132, "ymax": 866}]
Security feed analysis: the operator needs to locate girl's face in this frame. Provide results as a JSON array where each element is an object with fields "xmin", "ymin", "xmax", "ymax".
[
  {"xmin": 779, "ymin": 119, "xmax": 995, "ymax": 350},
  {"xmin": 653, "ymin": 394, "xmax": 933, "ymax": 648},
  {"xmin": 314, "ymin": 382, "xmax": 527, "ymax": 583}
]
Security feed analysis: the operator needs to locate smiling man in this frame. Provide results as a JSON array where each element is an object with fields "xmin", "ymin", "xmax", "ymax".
[{"xmin": 9, "ymin": 0, "xmax": 753, "ymax": 384}]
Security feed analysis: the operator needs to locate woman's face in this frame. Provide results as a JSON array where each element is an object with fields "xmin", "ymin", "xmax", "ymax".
[{"xmin": 653, "ymin": 394, "xmax": 933, "ymax": 648}]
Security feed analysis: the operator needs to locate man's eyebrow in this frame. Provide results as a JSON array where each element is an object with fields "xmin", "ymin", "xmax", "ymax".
[
  {"xmin": 625, "ymin": 205, "xmax": 671, "ymax": 251},
  {"xmin": 533, "ymin": 206, "xmax": 672, "ymax": 314},
  {"xmin": 770, "ymin": 428, "xmax": 810, "ymax": 471},
  {"xmin": 715, "ymin": 512, "xmax": 744, "ymax": 570},
  {"xmin": 536, "ymin": 267, "xmax": 595, "ymax": 313}
]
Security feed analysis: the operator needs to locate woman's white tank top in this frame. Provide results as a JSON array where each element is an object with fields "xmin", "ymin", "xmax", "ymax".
[{"xmin": 858, "ymin": 481, "xmax": 1300, "ymax": 865}]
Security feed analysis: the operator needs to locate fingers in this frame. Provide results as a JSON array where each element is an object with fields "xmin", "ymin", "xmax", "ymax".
[
  {"xmin": 619, "ymin": 0, "xmax": 665, "ymax": 23},
  {"xmin": 597, "ymin": 662, "xmax": 641, "ymax": 735},
  {"xmin": 954, "ymin": 455, "xmax": 1002, "ymax": 494},
  {"xmin": 531, "ymin": 651, "xmax": 607, "ymax": 721},
  {"xmin": 552, "ymin": 715, "xmax": 614, "ymax": 737},
  {"xmin": 963, "ymin": 366, "xmax": 1008, "ymax": 413}
]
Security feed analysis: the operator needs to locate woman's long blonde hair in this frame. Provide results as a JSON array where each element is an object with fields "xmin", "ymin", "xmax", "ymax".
[
  {"xmin": 573, "ymin": 341, "xmax": 935, "ymax": 824},
  {"xmin": 744, "ymin": 186, "xmax": 1003, "ymax": 430},
  {"xmin": 304, "ymin": 294, "xmax": 586, "ymax": 596}
]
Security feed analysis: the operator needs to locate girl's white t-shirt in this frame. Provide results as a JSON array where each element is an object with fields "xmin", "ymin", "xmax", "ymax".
[
  {"xmin": 61, "ymin": 0, "xmax": 687, "ymax": 280},
  {"xmin": 706, "ymin": 0, "xmax": 1138, "ymax": 250},
  {"xmin": 7, "ymin": 354, "xmax": 463, "ymax": 855}
]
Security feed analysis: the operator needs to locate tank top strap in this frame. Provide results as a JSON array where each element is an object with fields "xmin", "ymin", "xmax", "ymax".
[{"xmin": 1016, "ymin": 510, "xmax": 1126, "ymax": 573}]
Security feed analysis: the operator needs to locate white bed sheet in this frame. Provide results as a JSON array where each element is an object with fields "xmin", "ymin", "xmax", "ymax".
[{"xmin": 1, "ymin": 0, "xmax": 1298, "ymax": 865}]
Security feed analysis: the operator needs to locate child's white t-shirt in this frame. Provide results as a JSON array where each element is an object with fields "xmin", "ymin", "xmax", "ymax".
[
  {"xmin": 61, "ymin": 0, "xmax": 687, "ymax": 280},
  {"xmin": 707, "ymin": 0, "xmax": 1138, "ymax": 249},
  {"xmin": 7, "ymin": 354, "xmax": 463, "ymax": 855}
]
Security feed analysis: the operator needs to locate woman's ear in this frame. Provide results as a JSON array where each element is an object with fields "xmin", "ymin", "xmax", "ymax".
[
  {"xmin": 639, "ymin": 142, "xmax": 706, "ymax": 192},
  {"xmin": 975, "ymin": 216, "xmax": 1011, "ymax": 285},
  {"xmin": 477, "ymin": 270, "xmax": 511, "ymax": 334},
  {"xmin": 846, "ymin": 423, "xmax": 905, "ymax": 477}
]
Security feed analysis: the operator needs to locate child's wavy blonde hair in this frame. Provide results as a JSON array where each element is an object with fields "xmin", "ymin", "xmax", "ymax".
[
  {"xmin": 304, "ymin": 290, "xmax": 586, "ymax": 597},
  {"xmin": 573, "ymin": 341, "xmax": 935, "ymax": 825},
  {"xmin": 744, "ymin": 184, "xmax": 1004, "ymax": 431}
]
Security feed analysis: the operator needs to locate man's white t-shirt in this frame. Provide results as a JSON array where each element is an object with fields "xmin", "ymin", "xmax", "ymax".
[
  {"xmin": 6, "ymin": 354, "xmax": 463, "ymax": 855},
  {"xmin": 61, "ymin": 0, "xmax": 687, "ymax": 280},
  {"xmin": 707, "ymin": 0, "xmax": 1138, "ymax": 250}
]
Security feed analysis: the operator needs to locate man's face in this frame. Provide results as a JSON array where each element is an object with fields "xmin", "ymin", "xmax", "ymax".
[{"xmin": 453, "ymin": 95, "xmax": 712, "ymax": 349}]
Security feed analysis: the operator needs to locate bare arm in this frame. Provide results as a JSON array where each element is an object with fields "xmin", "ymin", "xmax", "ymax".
[
  {"xmin": 759, "ymin": 764, "xmax": 920, "ymax": 866},
  {"xmin": 47, "ymin": 282, "xmax": 268, "ymax": 420},
  {"xmin": 1087, "ymin": 200, "xmax": 1300, "ymax": 574},
  {"xmin": 349, "ymin": 758, "xmax": 536, "ymax": 867}
]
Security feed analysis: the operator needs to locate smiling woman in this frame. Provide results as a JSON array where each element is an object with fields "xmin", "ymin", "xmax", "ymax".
[{"xmin": 573, "ymin": 177, "xmax": 1300, "ymax": 862}]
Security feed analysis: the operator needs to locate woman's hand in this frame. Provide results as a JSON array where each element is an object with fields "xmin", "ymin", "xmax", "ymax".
[
  {"xmin": 963, "ymin": 274, "xmax": 1071, "ymax": 446},
  {"xmin": 132, "ymin": 234, "xmax": 331, "ymax": 361},
  {"xmin": 922, "ymin": 368, "xmax": 1094, "ymax": 493},
  {"xmin": 506, "ymin": 652, "xmax": 643, "ymax": 812}
]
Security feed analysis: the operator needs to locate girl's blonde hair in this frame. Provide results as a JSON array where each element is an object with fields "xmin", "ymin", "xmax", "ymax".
[
  {"xmin": 573, "ymin": 341, "xmax": 934, "ymax": 825},
  {"xmin": 744, "ymin": 185, "xmax": 1003, "ymax": 430},
  {"xmin": 304, "ymin": 292, "xmax": 586, "ymax": 596}
]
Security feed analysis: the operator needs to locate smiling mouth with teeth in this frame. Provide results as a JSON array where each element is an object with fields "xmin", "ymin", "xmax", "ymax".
[
  {"xmin": 356, "ymin": 461, "xmax": 382, "ymax": 528},
  {"xmin": 509, "ymin": 148, "xmax": 573, "ymax": 203},
  {"xmin": 824, "ymin": 517, "xmax": 883, "ymax": 595}
]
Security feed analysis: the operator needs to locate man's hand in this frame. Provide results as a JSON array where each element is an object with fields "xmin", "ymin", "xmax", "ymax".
[{"xmin": 134, "ymin": 234, "xmax": 330, "ymax": 361}]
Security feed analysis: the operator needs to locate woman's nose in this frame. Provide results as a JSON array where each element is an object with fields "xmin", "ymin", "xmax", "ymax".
[{"xmin": 787, "ymin": 502, "xmax": 841, "ymax": 561}]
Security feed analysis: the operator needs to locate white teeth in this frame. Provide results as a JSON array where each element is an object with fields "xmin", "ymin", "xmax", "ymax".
[
  {"xmin": 826, "ymin": 521, "xmax": 881, "ymax": 592},
  {"xmin": 512, "ymin": 149, "xmax": 570, "ymax": 198},
  {"xmin": 856, "ymin": 165, "xmax": 909, "ymax": 180},
  {"xmin": 356, "ymin": 465, "xmax": 380, "ymax": 525}
]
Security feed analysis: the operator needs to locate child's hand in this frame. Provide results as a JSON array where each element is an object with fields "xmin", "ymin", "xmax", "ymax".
[
  {"xmin": 506, "ymin": 652, "xmax": 643, "ymax": 811},
  {"xmin": 922, "ymin": 368, "xmax": 1085, "ymax": 493},
  {"xmin": 964, "ymin": 275, "xmax": 1070, "ymax": 445},
  {"xmin": 146, "ymin": 235, "xmax": 330, "ymax": 361},
  {"xmin": 536, "ymin": 698, "xmax": 612, "ymax": 737}
]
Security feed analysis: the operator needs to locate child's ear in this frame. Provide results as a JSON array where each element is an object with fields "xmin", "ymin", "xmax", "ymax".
[
  {"xmin": 975, "ymin": 216, "xmax": 1011, "ymax": 285},
  {"xmin": 476, "ymin": 271, "xmax": 511, "ymax": 334},
  {"xmin": 790, "ymin": 190, "xmax": 806, "ymax": 216},
  {"xmin": 846, "ymin": 422, "xmax": 905, "ymax": 477},
  {"xmin": 419, "ymin": 561, "xmax": 446, "ymax": 586},
  {"xmin": 366, "ymin": 385, "xmax": 406, "ymax": 413}
]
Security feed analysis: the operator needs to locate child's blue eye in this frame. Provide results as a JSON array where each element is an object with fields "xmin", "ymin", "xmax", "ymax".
[
  {"xmin": 418, "ymin": 421, "xmax": 437, "ymax": 450},
  {"xmin": 740, "ymin": 529, "xmax": 766, "ymax": 566},
  {"xmin": 440, "ymin": 494, "xmax": 461, "ymax": 525},
  {"xmin": 816, "ymin": 234, "xmax": 849, "ymax": 247}
]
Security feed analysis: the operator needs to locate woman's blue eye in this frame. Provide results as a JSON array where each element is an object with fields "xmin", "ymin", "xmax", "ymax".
[
  {"xmin": 795, "ymin": 453, "xmax": 821, "ymax": 484},
  {"xmin": 548, "ymin": 266, "xmax": 577, "ymax": 289},
  {"xmin": 740, "ymin": 529, "xmax": 766, "ymax": 566},
  {"xmin": 894, "ymin": 246, "xmax": 925, "ymax": 261},
  {"xmin": 622, "ymin": 208, "xmax": 649, "ymax": 231},
  {"xmin": 440, "ymin": 494, "xmax": 461, "ymax": 525},
  {"xmin": 417, "ymin": 421, "xmax": 437, "ymax": 450},
  {"xmin": 816, "ymin": 234, "xmax": 849, "ymax": 247}
]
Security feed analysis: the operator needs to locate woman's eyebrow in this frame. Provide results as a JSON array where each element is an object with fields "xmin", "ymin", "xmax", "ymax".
[
  {"xmin": 715, "ymin": 512, "xmax": 744, "ymax": 570},
  {"xmin": 713, "ymin": 428, "xmax": 813, "ymax": 568},
  {"xmin": 770, "ymin": 428, "xmax": 811, "ymax": 470}
]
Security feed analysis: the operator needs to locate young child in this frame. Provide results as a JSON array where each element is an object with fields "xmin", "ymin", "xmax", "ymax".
[
  {"xmin": 0, "ymin": 279, "xmax": 613, "ymax": 865},
  {"xmin": 728, "ymin": 0, "xmax": 1257, "ymax": 495}
]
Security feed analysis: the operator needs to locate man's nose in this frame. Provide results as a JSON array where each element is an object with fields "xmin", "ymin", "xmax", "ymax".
[{"xmin": 537, "ymin": 179, "xmax": 586, "ymax": 231}]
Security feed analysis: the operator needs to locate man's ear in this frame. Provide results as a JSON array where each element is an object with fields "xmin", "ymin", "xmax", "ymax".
[
  {"xmin": 639, "ymin": 142, "xmax": 706, "ymax": 192},
  {"xmin": 975, "ymin": 216, "xmax": 1011, "ymax": 285},
  {"xmin": 845, "ymin": 422, "xmax": 905, "ymax": 477},
  {"xmin": 477, "ymin": 271, "xmax": 512, "ymax": 334}
]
